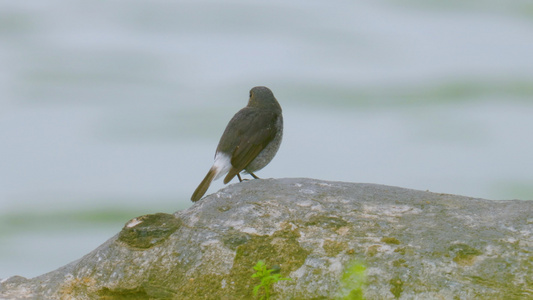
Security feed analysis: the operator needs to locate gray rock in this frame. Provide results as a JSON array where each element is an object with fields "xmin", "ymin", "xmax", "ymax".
[{"xmin": 1, "ymin": 178, "xmax": 532, "ymax": 299}]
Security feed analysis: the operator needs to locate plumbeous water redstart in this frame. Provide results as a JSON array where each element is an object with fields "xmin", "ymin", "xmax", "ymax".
[{"xmin": 191, "ymin": 86, "xmax": 283, "ymax": 202}]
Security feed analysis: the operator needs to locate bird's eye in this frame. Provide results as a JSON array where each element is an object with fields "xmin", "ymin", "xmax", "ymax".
[{"xmin": 249, "ymin": 91, "xmax": 253, "ymax": 98}]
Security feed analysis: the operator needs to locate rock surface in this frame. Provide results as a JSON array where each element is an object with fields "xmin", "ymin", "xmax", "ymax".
[{"xmin": 1, "ymin": 178, "xmax": 532, "ymax": 299}]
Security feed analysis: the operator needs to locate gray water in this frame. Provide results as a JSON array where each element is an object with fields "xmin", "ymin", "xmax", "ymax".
[{"xmin": 1, "ymin": 0, "xmax": 533, "ymax": 279}]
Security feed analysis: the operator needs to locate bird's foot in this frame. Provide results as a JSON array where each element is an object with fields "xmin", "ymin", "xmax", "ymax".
[{"xmin": 237, "ymin": 173, "xmax": 260, "ymax": 182}]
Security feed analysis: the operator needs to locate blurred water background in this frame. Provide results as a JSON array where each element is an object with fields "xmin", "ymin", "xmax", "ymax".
[{"xmin": 1, "ymin": 0, "xmax": 533, "ymax": 279}]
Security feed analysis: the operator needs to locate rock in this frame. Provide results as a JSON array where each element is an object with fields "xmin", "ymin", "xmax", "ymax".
[{"xmin": 1, "ymin": 178, "xmax": 532, "ymax": 299}]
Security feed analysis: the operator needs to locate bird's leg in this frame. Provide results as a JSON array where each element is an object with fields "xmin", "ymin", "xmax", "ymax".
[{"xmin": 237, "ymin": 172, "xmax": 260, "ymax": 182}]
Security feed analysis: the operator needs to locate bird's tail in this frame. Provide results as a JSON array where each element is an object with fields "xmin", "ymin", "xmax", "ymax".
[{"xmin": 191, "ymin": 167, "xmax": 218, "ymax": 202}]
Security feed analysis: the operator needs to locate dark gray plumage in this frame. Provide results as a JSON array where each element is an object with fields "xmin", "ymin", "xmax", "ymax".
[{"xmin": 191, "ymin": 86, "xmax": 283, "ymax": 202}]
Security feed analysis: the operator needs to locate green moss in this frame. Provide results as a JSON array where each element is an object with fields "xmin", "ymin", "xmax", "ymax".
[
  {"xmin": 173, "ymin": 223, "xmax": 309, "ymax": 299},
  {"xmin": 450, "ymin": 244, "xmax": 482, "ymax": 266},
  {"xmin": 381, "ymin": 237, "xmax": 401, "ymax": 245},
  {"xmin": 392, "ymin": 259, "xmax": 407, "ymax": 268},
  {"xmin": 366, "ymin": 245, "xmax": 380, "ymax": 257},
  {"xmin": 324, "ymin": 240, "xmax": 348, "ymax": 257},
  {"xmin": 336, "ymin": 259, "xmax": 367, "ymax": 300},
  {"xmin": 389, "ymin": 277, "xmax": 403, "ymax": 298},
  {"xmin": 117, "ymin": 213, "xmax": 181, "ymax": 249},
  {"xmin": 98, "ymin": 287, "xmax": 150, "ymax": 300},
  {"xmin": 228, "ymin": 224, "xmax": 310, "ymax": 298},
  {"xmin": 178, "ymin": 274, "xmax": 226, "ymax": 299},
  {"xmin": 223, "ymin": 231, "xmax": 252, "ymax": 250},
  {"xmin": 393, "ymin": 247, "xmax": 406, "ymax": 255},
  {"xmin": 305, "ymin": 216, "xmax": 348, "ymax": 229}
]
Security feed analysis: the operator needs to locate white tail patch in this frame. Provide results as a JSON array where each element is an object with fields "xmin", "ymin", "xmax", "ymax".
[{"xmin": 213, "ymin": 152, "xmax": 232, "ymax": 181}]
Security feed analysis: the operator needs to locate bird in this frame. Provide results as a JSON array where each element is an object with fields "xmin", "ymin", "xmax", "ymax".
[{"xmin": 191, "ymin": 86, "xmax": 283, "ymax": 202}]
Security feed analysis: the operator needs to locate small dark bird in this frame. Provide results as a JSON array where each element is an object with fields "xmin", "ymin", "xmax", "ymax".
[{"xmin": 191, "ymin": 86, "xmax": 283, "ymax": 202}]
